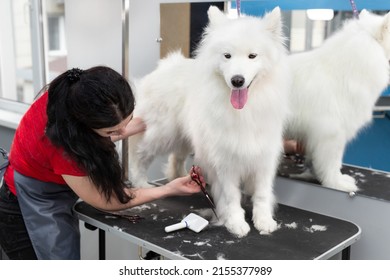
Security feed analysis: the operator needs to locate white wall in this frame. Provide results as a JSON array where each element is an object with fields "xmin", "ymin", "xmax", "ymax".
[{"xmin": 65, "ymin": 0, "xmax": 122, "ymax": 72}]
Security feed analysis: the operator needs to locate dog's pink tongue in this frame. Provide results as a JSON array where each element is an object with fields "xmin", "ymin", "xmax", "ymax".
[{"xmin": 230, "ymin": 88, "xmax": 248, "ymax": 110}]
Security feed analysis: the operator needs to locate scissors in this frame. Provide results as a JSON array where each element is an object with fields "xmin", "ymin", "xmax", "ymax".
[
  {"xmin": 98, "ymin": 210, "xmax": 144, "ymax": 224},
  {"xmin": 190, "ymin": 165, "xmax": 219, "ymax": 220}
]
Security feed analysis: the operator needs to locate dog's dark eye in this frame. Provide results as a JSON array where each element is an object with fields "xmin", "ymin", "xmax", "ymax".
[
  {"xmin": 248, "ymin": 53, "xmax": 257, "ymax": 59},
  {"xmin": 224, "ymin": 53, "xmax": 231, "ymax": 59}
]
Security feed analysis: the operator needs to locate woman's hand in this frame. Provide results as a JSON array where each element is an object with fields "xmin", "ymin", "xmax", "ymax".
[
  {"xmin": 165, "ymin": 175, "xmax": 202, "ymax": 196},
  {"xmin": 126, "ymin": 117, "xmax": 146, "ymax": 136},
  {"xmin": 111, "ymin": 116, "xmax": 146, "ymax": 141},
  {"xmin": 284, "ymin": 139, "xmax": 305, "ymax": 155},
  {"xmin": 164, "ymin": 166, "xmax": 205, "ymax": 196}
]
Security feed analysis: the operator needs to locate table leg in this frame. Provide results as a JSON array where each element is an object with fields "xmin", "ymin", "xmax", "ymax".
[
  {"xmin": 341, "ymin": 246, "xmax": 351, "ymax": 260},
  {"xmin": 99, "ymin": 229, "xmax": 106, "ymax": 260}
]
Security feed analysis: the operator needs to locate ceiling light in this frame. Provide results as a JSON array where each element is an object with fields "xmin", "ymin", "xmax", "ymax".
[{"xmin": 306, "ymin": 9, "xmax": 334, "ymax": 21}]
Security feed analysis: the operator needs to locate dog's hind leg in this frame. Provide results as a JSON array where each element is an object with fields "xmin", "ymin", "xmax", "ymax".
[
  {"xmin": 164, "ymin": 142, "xmax": 192, "ymax": 181},
  {"xmin": 309, "ymin": 137, "xmax": 358, "ymax": 192},
  {"xmin": 127, "ymin": 134, "xmax": 155, "ymax": 188}
]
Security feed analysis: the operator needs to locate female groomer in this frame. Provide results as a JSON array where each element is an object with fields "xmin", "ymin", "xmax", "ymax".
[{"xmin": 0, "ymin": 66, "xmax": 203, "ymax": 260}]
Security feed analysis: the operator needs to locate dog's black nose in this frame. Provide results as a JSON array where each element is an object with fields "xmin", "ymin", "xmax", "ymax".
[{"xmin": 231, "ymin": 75, "xmax": 245, "ymax": 88}]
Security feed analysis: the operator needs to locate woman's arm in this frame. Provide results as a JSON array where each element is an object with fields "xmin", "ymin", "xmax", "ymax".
[
  {"xmin": 283, "ymin": 139, "xmax": 305, "ymax": 155},
  {"xmin": 62, "ymin": 174, "xmax": 201, "ymax": 211},
  {"xmin": 110, "ymin": 117, "xmax": 146, "ymax": 142}
]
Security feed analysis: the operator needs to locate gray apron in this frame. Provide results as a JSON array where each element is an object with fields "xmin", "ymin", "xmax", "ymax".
[
  {"xmin": 0, "ymin": 148, "xmax": 8, "ymax": 183},
  {"xmin": 14, "ymin": 171, "xmax": 80, "ymax": 260}
]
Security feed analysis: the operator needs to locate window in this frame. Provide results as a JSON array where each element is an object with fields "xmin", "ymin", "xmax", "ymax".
[
  {"xmin": 48, "ymin": 16, "xmax": 61, "ymax": 51},
  {"xmin": 0, "ymin": 0, "xmax": 66, "ymax": 105}
]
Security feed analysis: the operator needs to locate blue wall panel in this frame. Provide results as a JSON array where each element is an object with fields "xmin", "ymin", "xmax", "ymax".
[
  {"xmin": 232, "ymin": 0, "xmax": 390, "ymax": 14},
  {"xmin": 343, "ymin": 116, "xmax": 390, "ymax": 172}
]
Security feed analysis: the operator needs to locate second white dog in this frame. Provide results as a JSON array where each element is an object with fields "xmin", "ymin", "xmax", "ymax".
[{"xmin": 285, "ymin": 10, "xmax": 390, "ymax": 192}]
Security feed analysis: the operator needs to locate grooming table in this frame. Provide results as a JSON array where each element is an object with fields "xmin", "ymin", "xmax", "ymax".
[{"xmin": 74, "ymin": 190, "xmax": 360, "ymax": 260}]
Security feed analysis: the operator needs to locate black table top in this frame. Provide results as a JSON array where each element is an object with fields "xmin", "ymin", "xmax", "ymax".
[
  {"xmin": 375, "ymin": 96, "xmax": 390, "ymax": 110},
  {"xmin": 278, "ymin": 156, "xmax": 390, "ymax": 202},
  {"xmin": 74, "ymin": 193, "xmax": 360, "ymax": 260}
]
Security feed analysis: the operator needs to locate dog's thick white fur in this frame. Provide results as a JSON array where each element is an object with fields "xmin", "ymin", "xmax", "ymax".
[
  {"xmin": 285, "ymin": 10, "xmax": 390, "ymax": 192},
  {"xmin": 128, "ymin": 6, "xmax": 290, "ymax": 237}
]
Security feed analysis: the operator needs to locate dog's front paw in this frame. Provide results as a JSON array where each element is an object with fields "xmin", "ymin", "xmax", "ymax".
[
  {"xmin": 325, "ymin": 174, "xmax": 358, "ymax": 193},
  {"xmin": 341, "ymin": 174, "xmax": 357, "ymax": 185},
  {"xmin": 339, "ymin": 174, "xmax": 359, "ymax": 192},
  {"xmin": 253, "ymin": 216, "xmax": 278, "ymax": 235},
  {"xmin": 225, "ymin": 219, "xmax": 251, "ymax": 238}
]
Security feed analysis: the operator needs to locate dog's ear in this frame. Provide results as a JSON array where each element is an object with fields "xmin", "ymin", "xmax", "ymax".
[
  {"xmin": 380, "ymin": 11, "xmax": 390, "ymax": 39},
  {"xmin": 207, "ymin": 6, "xmax": 228, "ymax": 27},
  {"xmin": 383, "ymin": 11, "xmax": 390, "ymax": 30},
  {"xmin": 263, "ymin": 6, "xmax": 283, "ymax": 39}
]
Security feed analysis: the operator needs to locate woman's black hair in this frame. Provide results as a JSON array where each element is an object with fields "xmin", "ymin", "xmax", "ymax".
[{"xmin": 45, "ymin": 66, "xmax": 135, "ymax": 203}]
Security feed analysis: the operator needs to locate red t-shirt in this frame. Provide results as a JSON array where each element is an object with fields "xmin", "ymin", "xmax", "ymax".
[{"xmin": 4, "ymin": 92, "xmax": 86, "ymax": 195}]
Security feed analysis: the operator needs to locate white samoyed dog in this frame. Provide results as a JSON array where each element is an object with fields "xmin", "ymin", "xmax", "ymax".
[
  {"xmin": 128, "ymin": 6, "xmax": 290, "ymax": 237},
  {"xmin": 285, "ymin": 10, "xmax": 390, "ymax": 192}
]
